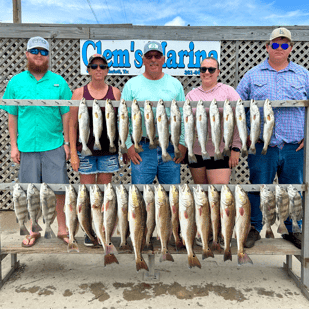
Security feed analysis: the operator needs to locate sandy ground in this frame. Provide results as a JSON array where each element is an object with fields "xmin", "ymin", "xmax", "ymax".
[{"xmin": 0, "ymin": 211, "xmax": 308, "ymax": 309}]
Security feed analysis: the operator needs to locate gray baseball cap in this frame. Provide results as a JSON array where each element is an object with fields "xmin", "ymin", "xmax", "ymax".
[
  {"xmin": 144, "ymin": 41, "xmax": 163, "ymax": 55},
  {"xmin": 27, "ymin": 36, "xmax": 49, "ymax": 51},
  {"xmin": 270, "ymin": 27, "xmax": 292, "ymax": 41}
]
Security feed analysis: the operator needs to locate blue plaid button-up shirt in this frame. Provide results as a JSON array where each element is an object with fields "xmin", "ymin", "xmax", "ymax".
[{"xmin": 236, "ymin": 59, "xmax": 309, "ymax": 148}]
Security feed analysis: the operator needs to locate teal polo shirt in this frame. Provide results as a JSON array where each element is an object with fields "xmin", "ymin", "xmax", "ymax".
[{"xmin": 2, "ymin": 70, "xmax": 72, "ymax": 152}]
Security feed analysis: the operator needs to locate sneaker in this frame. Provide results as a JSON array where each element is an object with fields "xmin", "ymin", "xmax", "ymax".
[
  {"xmin": 282, "ymin": 232, "xmax": 302, "ymax": 249},
  {"xmin": 84, "ymin": 234, "xmax": 94, "ymax": 247},
  {"xmin": 195, "ymin": 237, "xmax": 202, "ymax": 247},
  {"xmin": 244, "ymin": 227, "xmax": 261, "ymax": 248}
]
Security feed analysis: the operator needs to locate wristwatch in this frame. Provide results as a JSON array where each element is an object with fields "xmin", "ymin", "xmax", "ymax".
[
  {"xmin": 231, "ymin": 147, "xmax": 240, "ymax": 152},
  {"xmin": 64, "ymin": 141, "xmax": 70, "ymax": 147}
]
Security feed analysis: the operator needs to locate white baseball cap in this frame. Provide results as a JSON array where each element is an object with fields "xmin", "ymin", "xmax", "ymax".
[
  {"xmin": 27, "ymin": 36, "xmax": 49, "ymax": 51},
  {"xmin": 270, "ymin": 27, "xmax": 292, "ymax": 41}
]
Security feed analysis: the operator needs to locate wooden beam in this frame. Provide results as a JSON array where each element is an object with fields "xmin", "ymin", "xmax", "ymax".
[
  {"xmin": 1, "ymin": 99, "xmax": 309, "ymax": 108},
  {"xmin": 0, "ymin": 24, "xmax": 309, "ymax": 41},
  {"xmin": 12, "ymin": 0, "xmax": 21, "ymax": 24}
]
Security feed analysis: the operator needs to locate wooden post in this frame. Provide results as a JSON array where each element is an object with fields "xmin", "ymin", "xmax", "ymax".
[{"xmin": 12, "ymin": 0, "xmax": 22, "ymax": 23}]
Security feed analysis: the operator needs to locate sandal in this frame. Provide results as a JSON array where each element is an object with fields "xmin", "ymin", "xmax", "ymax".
[
  {"xmin": 57, "ymin": 234, "xmax": 70, "ymax": 245},
  {"xmin": 21, "ymin": 233, "xmax": 41, "ymax": 248}
]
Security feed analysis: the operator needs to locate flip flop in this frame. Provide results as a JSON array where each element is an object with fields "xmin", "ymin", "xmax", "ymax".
[
  {"xmin": 21, "ymin": 234, "xmax": 41, "ymax": 248},
  {"xmin": 57, "ymin": 234, "xmax": 70, "ymax": 245}
]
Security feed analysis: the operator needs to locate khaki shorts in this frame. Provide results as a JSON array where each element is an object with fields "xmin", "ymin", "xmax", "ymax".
[{"xmin": 19, "ymin": 145, "xmax": 69, "ymax": 194}]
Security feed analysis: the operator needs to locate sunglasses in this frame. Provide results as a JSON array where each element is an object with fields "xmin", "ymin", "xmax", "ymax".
[
  {"xmin": 144, "ymin": 54, "xmax": 162, "ymax": 60},
  {"xmin": 88, "ymin": 64, "xmax": 108, "ymax": 70},
  {"xmin": 270, "ymin": 43, "xmax": 290, "ymax": 50},
  {"xmin": 28, "ymin": 48, "xmax": 49, "ymax": 56},
  {"xmin": 199, "ymin": 67, "xmax": 217, "ymax": 74}
]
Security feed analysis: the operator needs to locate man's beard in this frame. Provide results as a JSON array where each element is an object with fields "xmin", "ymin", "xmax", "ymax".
[{"xmin": 27, "ymin": 58, "xmax": 49, "ymax": 75}]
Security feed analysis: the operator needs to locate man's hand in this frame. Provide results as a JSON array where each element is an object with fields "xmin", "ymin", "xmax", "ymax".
[
  {"xmin": 11, "ymin": 145, "xmax": 20, "ymax": 164},
  {"xmin": 70, "ymin": 152, "xmax": 80, "ymax": 172},
  {"xmin": 64, "ymin": 145, "xmax": 70, "ymax": 161},
  {"xmin": 296, "ymin": 139, "xmax": 304, "ymax": 152},
  {"xmin": 174, "ymin": 144, "xmax": 187, "ymax": 164},
  {"xmin": 127, "ymin": 145, "xmax": 142, "ymax": 165}
]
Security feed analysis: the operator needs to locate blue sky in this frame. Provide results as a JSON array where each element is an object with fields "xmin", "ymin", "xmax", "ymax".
[{"xmin": 0, "ymin": 0, "xmax": 308, "ymax": 26}]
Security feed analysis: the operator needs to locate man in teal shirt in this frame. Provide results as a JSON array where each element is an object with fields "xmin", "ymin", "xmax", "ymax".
[
  {"xmin": 2, "ymin": 37, "xmax": 72, "ymax": 247},
  {"xmin": 121, "ymin": 41, "xmax": 186, "ymax": 184}
]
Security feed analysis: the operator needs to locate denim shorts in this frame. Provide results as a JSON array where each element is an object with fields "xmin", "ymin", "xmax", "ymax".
[{"xmin": 77, "ymin": 152, "xmax": 120, "ymax": 174}]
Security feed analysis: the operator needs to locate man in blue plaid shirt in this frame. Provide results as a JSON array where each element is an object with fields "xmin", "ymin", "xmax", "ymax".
[{"xmin": 237, "ymin": 27, "xmax": 309, "ymax": 249}]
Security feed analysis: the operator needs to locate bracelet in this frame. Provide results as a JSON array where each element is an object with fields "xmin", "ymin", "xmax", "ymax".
[
  {"xmin": 64, "ymin": 141, "xmax": 70, "ymax": 147},
  {"xmin": 231, "ymin": 147, "xmax": 240, "ymax": 152}
]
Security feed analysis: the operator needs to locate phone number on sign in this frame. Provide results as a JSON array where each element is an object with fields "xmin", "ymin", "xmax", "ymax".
[{"xmin": 184, "ymin": 70, "xmax": 200, "ymax": 76}]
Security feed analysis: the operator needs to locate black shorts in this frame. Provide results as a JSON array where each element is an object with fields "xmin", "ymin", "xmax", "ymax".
[{"xmin": 185, "ymin": 153, "xmax": 230, "ymax": 170}]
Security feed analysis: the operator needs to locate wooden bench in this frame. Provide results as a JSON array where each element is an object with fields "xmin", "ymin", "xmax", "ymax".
[{"xmin": 0, "ymin": 233, "xmax": 301, "ymax": 285}]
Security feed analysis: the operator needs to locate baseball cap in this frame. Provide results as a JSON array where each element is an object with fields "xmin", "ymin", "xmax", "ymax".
[
  {"xmin": 270, "ymin": 27, "xmax": 292, "ymax": 41},
  {"xmin": 144, "ymin": 41, "xmax": 163, "ymax": 55},
  {"xmin": 27, "ymin": 36, "xmax": 49, "ymax": 51},
  {"xmin": 88, "ymin": 54, "xmax": 108, "ymax": 67}
]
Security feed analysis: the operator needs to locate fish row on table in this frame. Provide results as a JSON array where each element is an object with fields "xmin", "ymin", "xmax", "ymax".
[
  {"xmin": 260, "ymin": 184, "xmax": 303, "ymax": 238},
  {"xmin": 13, "ymin": 183, "xmax": 57, "ymax": 238},
  {"xmin": 64, "ymin": 183, "xmax": 256, "ymax": 269}
]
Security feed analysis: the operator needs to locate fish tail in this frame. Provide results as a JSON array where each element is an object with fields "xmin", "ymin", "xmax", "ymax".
[
  {"xmin": 162, "ymin": 153, "xmax": 172, "ymax": 162},
  {"xmin": 241, "ymin": 147, "xmax": 248, "ymax": 157},
  {"xmin": 144, "ymin": 242, "xmax": 154, "ymax": 251},
  {"xmin": 159, "ymin": 252, "xmax": 174, "ymax": 262},
  {"xmin": 109, "ymin": 145, "xmax": 117, "ymax": 153},
  {"xmin": 292, "ymin": 222, "xmax": 302, "ymax": 233},
  {"xmin": 224, "ymin": 249, "xmax": 232, "ymax": 262},
  {"xmin": 44, "ymin": 226, "xmax": 56, "ymax": 239},
  {"xmin": 237, "ymin": 252, "xmax": 253, "ymax": 266},
  {"xmin": 120, "ymin": 145, "xmax": 128, "ymax": 154},
  {"xmin": 119, "ymin": 242, "xmax": 132, "ymax": 251},
  {"xmin": 188, "ymin": 254, "xmax": 201, "ymax": 269},
  {"xmin": 134, "ymin": 144, "xmax": 144, "ymax": 153},
  {"xmin": 202, "ymin": 248, "xmax": 214, "ymax": 260},
  {"xmin": 20, "ymin": 225, "xmax": 30, "ymax": 236},
  {"xmin": 148, "ymin": 141, "xmax": 157, "ymax": 150},
  {"xmin": 211, "ymin": 241, "xmax": 222, "ymax": 252},
  {"xmin": 67, "ymin": 241, "xmax": 79, "ymax": 253},
  {"xmin": 174, "ymin": 148, "xmax": 181, "ymax": 159},
  {"xmin": 222, "ymin": 148, "xmax": 231, "ymax": 157},
  {"xmin": 104, "ymin": 254, "xmax": 119, "ymax": 266},
  {"xmin": 93, "ymin": 142, "xmax": 102, "ymax": 151},
  {"xmin": 188, "ymin": 154, "xmax": 197, "ymax": 164},
  {"xmin": 105, "ymin": 243, "xmax": 118, "ymax": 255},
  {"xmin": 136, "ymin": 257, "xmax": 149, "ymax": 272},
  {"xmin": 277, "ymin": 221, "xmax": 289, "ymax": 235},
  {"xmin": 81, "ymin": 147, "xmax": 92, "ymax": 157},
  {"xmin": 31, "ymin": 222, "xmax": 42, "ymax": 233},
  {"xmin": 261, "ymin": 147, "xmax": 267, "ymax": 155},
  {"xmin": 175, "ymin": 239, "xmax": 185, "ymax": 251},
  {"xmin": 265, "ymin": 228, "xmax": 275, "ymax": 238},
  {"xmin": 202, "ymin": 151, "xmax": 211, "ymax": 160},
  {"xmin": 248, "ymin": 146, "xmax": 256, "ymax": 155},
  {"xmin": 214, "ymin": 152, "xmax": 224, "ymax": 161}
]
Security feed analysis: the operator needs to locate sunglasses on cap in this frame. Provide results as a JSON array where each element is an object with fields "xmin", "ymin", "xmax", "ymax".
[
  {"xmin": 199, "ymin": 67, "xmax": 217, "ymax": 74},
  {"xmin": 144, "ymin": 54, "xmax": 162, "ymax": 60},
  {"xmin": 28, "ymin": 48, "xmax": 49, "ymax": 56},
  {"xmin": 270, "ymin": 43, "xmax": 290, "ymax": 50},
  {"xmin": 88, "ymin": 64, "xmax": 108, "ymax": 70}
]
